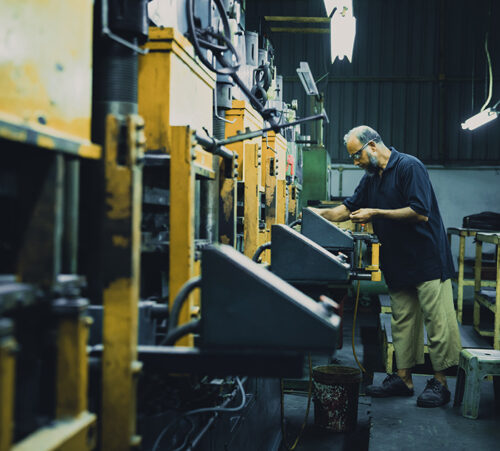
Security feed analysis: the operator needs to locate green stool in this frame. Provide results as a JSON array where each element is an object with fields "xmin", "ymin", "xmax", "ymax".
[{"xmin": 454, "ymin": 349, "xmax": 500, "ymax": 419}]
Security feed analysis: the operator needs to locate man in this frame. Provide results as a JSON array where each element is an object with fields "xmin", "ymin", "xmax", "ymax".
[{"xmin": 313, "ymin": 125, "xmax": 462, "ymax": 407}]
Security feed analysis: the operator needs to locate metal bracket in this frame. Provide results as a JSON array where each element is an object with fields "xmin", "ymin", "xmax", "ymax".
[
  {"xmin": 214, "ymin": 87, "xmax": 236, "ymax": 124},
  {"xmin": 101, "ymin": 0, "xmax": 149, "ymax": 55},
  {"xmin": 265, "ymin": 133, "xmax": 276, "ymax": 154}
]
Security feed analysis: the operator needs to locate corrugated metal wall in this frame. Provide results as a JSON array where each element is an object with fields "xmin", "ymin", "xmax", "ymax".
[{"xmin": 246, "ymin": 0, "xmax": 500, "ymax": 164}]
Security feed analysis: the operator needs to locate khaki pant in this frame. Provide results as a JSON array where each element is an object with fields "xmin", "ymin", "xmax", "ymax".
[{"xmin": 389, "ymin": 279, "xmax": 462, "ymax": 372}]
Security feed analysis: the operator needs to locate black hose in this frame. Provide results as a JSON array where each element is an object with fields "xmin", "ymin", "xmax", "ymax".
[
  {"xmin": 252, "ymin": 242, "xmax": 272, "ymax": 262},
  {"xmin": 254, "ymin": 64, "xmax": 272, "ymax": 91},
  {"xmin": 288, "ymin": 219, "xmax": 302, "ymax": 228},
  {"xmin": 185, "ymin": 0, "xmax": 282, "ymax": 125},
  {"xmin": 231, "ymin": 71, "xmax": 276, "ymax": 121},
  {"xmin": 167, "ymin": 276, "xmax": 201, "ymax": 332},
  {"xmin": 186, "ymin": 415, "xmax": 217, "ymax": 451},
  {"xmin": 186, "ymin": 0, "xmax": 240, "ymax": 75},
  {"xmin": 162, "ymin": 319, "xmax": 201, "ymax": 346},
  {"xmin": 185, "ymin": 376, "xmax": 248, "ymax": 450},
  {"xmin": 250, "ymin": 84, "xmax": 268, "ymax": 111}
]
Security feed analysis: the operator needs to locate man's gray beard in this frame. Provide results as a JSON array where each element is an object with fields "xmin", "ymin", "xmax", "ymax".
[{"xmin": 364, "ymin": 154, "xmax": 379, "ymax": 176}]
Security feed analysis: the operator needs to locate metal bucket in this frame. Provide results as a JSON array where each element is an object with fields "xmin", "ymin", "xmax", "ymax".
[{"xmin": 312, "ymin": 365, "xmax": 361, "ymax": 432}]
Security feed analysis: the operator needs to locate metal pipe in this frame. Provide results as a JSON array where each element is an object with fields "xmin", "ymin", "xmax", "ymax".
[
  {"xmin": 194, "ymin": 133, "xmax": 236, "ymax": 159},
  {"xmin": 197, "ymin": 113, "xmax": 328, "ymax": 157},
  {"xmin": 54, "ymin": 154, "xmax": 65, "ymax": 281},
  {"xmin": 350, "ymin": 272, "xmax": 372, "ymax": 281},
  {"xmin": 63, "ymin": 158, "xmax": 79, "ymax": 274},
  {"xmin": 329, "ymin": 165, "xmax": 500, "ymax": 197},
  {"xmin": 221, "ymin": 113, "xmax": 328, "ymax": 147},
  {"xmin": 199, "ymin": 177, "xmax": 217, "ymax": 242}
]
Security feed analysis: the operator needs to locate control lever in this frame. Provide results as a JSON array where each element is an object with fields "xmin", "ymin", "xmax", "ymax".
[
  {"xmin": 195, "ymin": 112, "xmax": 328, "ymax": 156},
  {"xmin": 336, "ymin": 252, "xmax": 348, "ymax": 263},
  {"xmin": 319, "ymin": 295, "xmax": 340, "ymax": 315}
]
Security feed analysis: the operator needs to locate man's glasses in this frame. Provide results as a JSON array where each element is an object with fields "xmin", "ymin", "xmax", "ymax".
[{"xmin": 349, "ymin": 140, "xmax": 372, "ymax": 160}]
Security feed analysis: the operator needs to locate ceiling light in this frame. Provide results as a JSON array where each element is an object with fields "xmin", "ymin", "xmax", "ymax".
[
  {"xmin": 461, "ymin": 107, "xmax": 499, "ymax": 130},
  {"xmin": 296, "ymin": 62, "xmax": 319, "ymax": 97},
  {"xmin": 330, "ymin": 1, "xmax": 356, "ymax": 63}
]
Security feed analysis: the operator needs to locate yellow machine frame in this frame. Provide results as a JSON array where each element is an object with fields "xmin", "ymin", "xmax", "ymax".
[
  {"xmin": 226, "ymin": 100, "xmax": 267, "ymax": 260},
  {"xmin": 139, "ymin": 28, "xmax": 215, "ymax": 346},
  {"xmin": 99, "ymin": 114, "xmax": 145, "ymax": 450}
]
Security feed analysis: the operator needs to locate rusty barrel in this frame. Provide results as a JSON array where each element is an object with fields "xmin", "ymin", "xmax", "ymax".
[{"xmin": 312, "ymin": 365, "xmax": 361, "ymax": 432}]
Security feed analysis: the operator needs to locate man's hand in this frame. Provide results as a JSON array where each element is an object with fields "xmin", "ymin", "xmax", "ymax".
[{"xmin": 349, "ymin": 208, "xmax": 377, "ymax": 223}]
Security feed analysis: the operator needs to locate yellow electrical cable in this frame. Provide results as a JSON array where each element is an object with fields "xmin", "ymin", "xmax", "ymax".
[
  {"xmin": 480, "ymin": 31, "xmax": 493, "ymax": 112},
  {"xmin": 280, "ymin": 354, "xmax": 313, "ymax": 450},
  {"xmin": 480, "ymin": 0, "xmax": 493, "ymax": 113},
  {"xmin": 352, "ymin": 229, "xmax": 366, "ymax": 373},
  {"xmin": 352, "ymin": 279, "xmax": 366, "ymax": 373}
]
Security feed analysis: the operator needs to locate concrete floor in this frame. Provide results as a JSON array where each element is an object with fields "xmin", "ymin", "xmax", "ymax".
[{"xmin": 280, "ymin": 301, "xmax": 500, "ymax": 451}]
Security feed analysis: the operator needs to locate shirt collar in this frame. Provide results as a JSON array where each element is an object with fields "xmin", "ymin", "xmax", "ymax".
[{"xmin": 383, "ymin": 147, "xmax": 400, "ymax": 172}]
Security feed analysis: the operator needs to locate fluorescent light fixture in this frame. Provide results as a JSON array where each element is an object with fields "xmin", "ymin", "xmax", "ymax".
[
  {"xmin": 461, "ymin": 107, "xmax": 499, "ymax": 130},
  {"xmin": 328, "ymin": 0, "xmax": 356, "ymax": 63},
  {"xmin": 296, "ymin": 62, "xmax": 319, "ymax": 96}
]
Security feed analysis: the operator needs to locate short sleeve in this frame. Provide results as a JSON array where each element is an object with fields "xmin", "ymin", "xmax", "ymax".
[
  {"xmin": 343, "ymin": 175, "xmax": 369, "ymax": 212},
  {"xmin": 401, "ymin": 161, "xmax": 432, "ymax": 217}
]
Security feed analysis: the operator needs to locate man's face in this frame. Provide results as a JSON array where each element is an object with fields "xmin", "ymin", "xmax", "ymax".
[{"xmin": 346, "ymin": 137, "xmax": 379, "ymax": 176}]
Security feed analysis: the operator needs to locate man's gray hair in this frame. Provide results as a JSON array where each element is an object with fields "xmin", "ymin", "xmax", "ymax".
[{"xmin": 343, "ymin": 125, "xmax": 383, "ymax": 147}]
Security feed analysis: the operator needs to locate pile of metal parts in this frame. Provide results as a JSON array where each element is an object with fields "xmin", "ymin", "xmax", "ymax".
[{"xmin": 0, "ymin": 1, "xmax": 380, "ymax": 450}]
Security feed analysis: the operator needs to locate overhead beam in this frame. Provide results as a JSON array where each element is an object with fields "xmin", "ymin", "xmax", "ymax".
[
  {"xmin": 265, "ymin": 16, "xmax": 330, "ymax": 23},
  {"xmin": 270, "ymin": 27, "xmax": 329, "ymax": 34}
]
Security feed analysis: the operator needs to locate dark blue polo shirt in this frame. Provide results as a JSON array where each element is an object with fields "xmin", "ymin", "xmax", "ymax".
[{"xmin": 343, "ymin": 148, "xmax": 455, "ymax": 290}]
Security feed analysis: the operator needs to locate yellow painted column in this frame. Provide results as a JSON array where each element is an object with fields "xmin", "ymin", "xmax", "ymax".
[
  {"xmin": 225, "ymin": 101, "xmax": 264, "ymax": 256},
  {"xmin": 243, "ymin": 143, "xmax": 262, "ymax": 259},
  {"xmin": 101, "ymin": 115, "xmax": 144, "ymax": 450},
  {"xmin": 262, "ymin": 132, "xmax": 286, "ymax": 230},
  {"xmin": 138, "ymin": 27, "xmax": 214, "ymax": 340},
  {"xmin": 169, "ymin": 126, "xmax": 196, "ymax": 346},
  {"xmin": 276, "ymin": 180, "xmax": 287, "ymax": 225},
  {"xmin": 54, "ymin": 299, "xmax": 90, "ymax": 419},
  {"xmin": 0, "ymin": 319, "xmax": 16, "ymax": 451},
  {"xmin": 262, "ymin": 135, "xmax": 277, "ymax": 264}
]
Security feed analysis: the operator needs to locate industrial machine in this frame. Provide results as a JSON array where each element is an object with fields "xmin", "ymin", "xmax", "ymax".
[
  {"xmin": 0, "ymin": 1, "xmax": 364, "ymax": 450},
  {"xmin": 301, "ymin": 207, "xmax": 382, "ymax": 282}
]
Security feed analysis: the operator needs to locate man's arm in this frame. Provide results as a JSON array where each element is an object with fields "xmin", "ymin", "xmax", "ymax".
[
  {"xmin": 310, "ymin": 204, "xmax": 352, "ymax": 222},
  {"xmin": 349, "ymin": 207, "xmax": 428, "ymax": 223}
]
